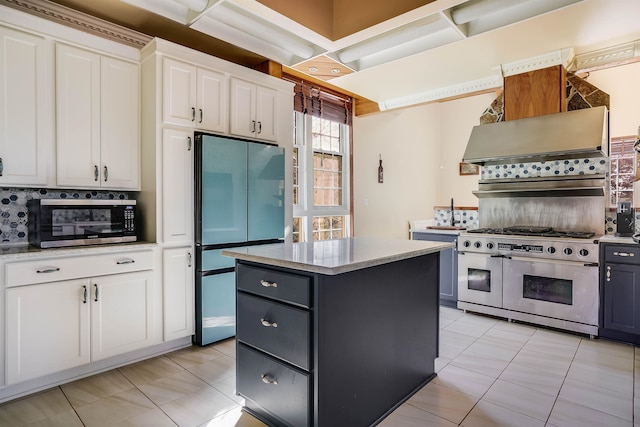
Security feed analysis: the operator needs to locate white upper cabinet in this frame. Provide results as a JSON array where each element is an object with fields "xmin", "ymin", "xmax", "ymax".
[
  {"xmin": 0, "ymin": 26, "xmax": 51, "ymax": 187},
  {"xmin": 162, "ymin": 128, "xmax": 193, "ymax": 244},
  {"xmin": 162, "ymin": 57, "xmax": 226, "ymax": 133},
  {"xmin": 56, "ymin": 43, "xmax": 140, "ymax": 190},
  {"xmin": 230, "ymin": 77, "xmax": 277, "ymax": 142}
]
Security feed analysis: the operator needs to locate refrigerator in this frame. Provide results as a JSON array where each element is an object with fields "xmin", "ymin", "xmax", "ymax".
[{"xmin": 194, "ymin": 132, "xmax": 284, "ymax": 346}]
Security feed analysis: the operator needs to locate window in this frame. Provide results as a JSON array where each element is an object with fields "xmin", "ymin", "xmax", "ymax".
[{"xmin": 610, "ymin": 136, "xmax": 636, "ymax": 206}]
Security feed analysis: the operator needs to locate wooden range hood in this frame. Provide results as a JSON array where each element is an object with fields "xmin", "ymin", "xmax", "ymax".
[{"xmin": 503, "ymin": 65, "xmax": 567, "ymax": 121}]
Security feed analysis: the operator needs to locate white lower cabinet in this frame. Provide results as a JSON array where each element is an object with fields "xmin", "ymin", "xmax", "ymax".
[
  {"xmin": 5, "ymin": 250, "xmax": 158, "ymax": 385},
  {"xmin": 163, "ymin": 247, "xmax": 194, "ymax": 341}
]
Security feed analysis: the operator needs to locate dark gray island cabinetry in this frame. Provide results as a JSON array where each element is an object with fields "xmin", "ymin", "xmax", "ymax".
[{"xmin": 223, "ymin": 237, "xmax": 452, "ymax": 427}]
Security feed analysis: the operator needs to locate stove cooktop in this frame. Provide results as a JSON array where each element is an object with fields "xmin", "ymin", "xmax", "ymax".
[{"xmin": 466, "ymin": 226, "xmax": 595, "ymax": 239}]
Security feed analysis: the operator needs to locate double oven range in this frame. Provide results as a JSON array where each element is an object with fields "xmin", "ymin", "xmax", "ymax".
[{"xmin": 457, "ymin": 225, "xmax": 600, "ymax": 336}]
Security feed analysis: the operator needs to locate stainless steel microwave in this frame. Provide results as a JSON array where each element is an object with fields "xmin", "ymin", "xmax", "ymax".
[{"xmin": 27, "ymin": 199, "xmax": 137, "ymax": 248}]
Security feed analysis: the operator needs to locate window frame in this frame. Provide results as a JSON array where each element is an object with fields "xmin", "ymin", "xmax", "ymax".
[{"xmin": 609, "ymin": 135, "xmax": 636, "ymax": 207}]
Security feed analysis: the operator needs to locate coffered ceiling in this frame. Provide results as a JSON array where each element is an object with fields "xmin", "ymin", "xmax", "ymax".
[{"xmin": 14, "ymin": 0, "xmax": 640, "ymax": 112}]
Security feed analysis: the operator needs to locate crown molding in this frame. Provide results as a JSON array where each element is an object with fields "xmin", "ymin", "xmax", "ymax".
[
  {"xmin": 572, "ymin": 40, "xmax": 640, "ymax": 72},
  {"xmin": 499, "ymin": 48, "xmax": 575, "ymax": 77},
  {"xmin": 0, "ymin": 0, "xmax": 151, "ymax": 48}
]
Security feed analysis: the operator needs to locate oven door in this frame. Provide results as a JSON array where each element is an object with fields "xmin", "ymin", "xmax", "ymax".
[
  {"xmin": 503, "ymin": 256, "xmax": 599, "ymax": 326},
  {"xmin": 458, "ymin": 252, "xmax": 503, "ymax": 308}
]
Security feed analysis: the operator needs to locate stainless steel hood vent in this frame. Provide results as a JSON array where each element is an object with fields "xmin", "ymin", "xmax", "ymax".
[
  {"xmin": 463, "ymin": 106, "xmax": 609, "ymax": 165},
  {"xmin": 472, "ymin": 174, "xmax": 606, "ymax": 198}
]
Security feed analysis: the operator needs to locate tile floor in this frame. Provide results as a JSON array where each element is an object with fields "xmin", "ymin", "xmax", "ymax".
[{"xmin": 0, "ymin": 306, "xmax": 639, "ymax": 426}]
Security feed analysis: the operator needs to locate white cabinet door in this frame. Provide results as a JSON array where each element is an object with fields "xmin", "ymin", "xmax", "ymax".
[
  {"xmin": 256, "ymin": 85, "xmax": 277, "ymax": 142},
  {"xmin": 197, "ymin": 67, "xmax": 226, "ymax": 133},
  {"xmin": 100, "ymin": 56, "xmax": 140, "ymax": 190},
  {"xmin": 6, "ymin": 279, "xmax": 91, "ymax": 384},
  {"xmin": 0, "ymin": 27, "xmax": 50, "ymax": 187},
  {"xmin": 163, "ymin": 247, "xmax": 194, "ymax": 341},
  {"xmin": 162, "ymin": 128, "xmax": 194, "ymax": 244},
  {"xmin": 229, "ymin": 77, "xmax": 257, "ymax": 139},
  {"xmin": 91, "ymin": 271, "xmax": 156, "ymax": 361},
  {"xmin": 162, "ymin": 57, "xmax": 197, "ymax": 127},
  {"xmin": 56, "ymin": 43, "xmax": 101, "ymax": 188}
]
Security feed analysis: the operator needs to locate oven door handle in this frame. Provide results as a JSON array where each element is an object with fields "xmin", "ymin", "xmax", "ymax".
[
  {"xmin": 490, "ymin": 254, "xmax": 510, "ymax": 259},
  {"xmin": 583, "ymin": 262, "xmax": 599, "ymax": 267},
  {"xmin": 508, "ymin": 255, "xmax": 598, "ymax": 267}
]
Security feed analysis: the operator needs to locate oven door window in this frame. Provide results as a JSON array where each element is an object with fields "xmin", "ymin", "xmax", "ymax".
[
  {"xmin": 522, "ymin": 274, "xmax": 572, "ymax": 305},
  {"xmin": 468, "ymin": 268, "xmax": 491, "ymax": 292}
]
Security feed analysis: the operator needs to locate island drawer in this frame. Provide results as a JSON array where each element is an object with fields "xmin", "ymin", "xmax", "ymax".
[
  {"xmin": 237, "ymin": 263, "xmax": 310, "ymax": 307},
  {"xmin": 604, "ymin": 245, "xmax": 640, "ymax": 264},
  {"xmin": 237, "ymin": 292, "xmax": 310, "ymax": 370},
  {"xmin": 237, "ymin": 343, "xmax": 309, "ymax": 427}
]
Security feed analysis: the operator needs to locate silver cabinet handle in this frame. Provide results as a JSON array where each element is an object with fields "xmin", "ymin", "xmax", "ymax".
[
  {"xmin": 94, "ymin": 165, "xmax": 99, "ymax": 181},
  {"xmin": 199, "ymin": 108, "xmax": 203, "ymax": 123},
  {"xmin": 257, "ymin": 121, "xmax": 262, "ymax": 134},
  {"xmin": 36, "ymin": 267, "xmax": 60, "ymax": 273},
  {"xmin": 251, "ymin": 120, "xmax": 256, "ymax": 133},
  {"xmin": 261, "ymin": 374, "xmax": 277, "ymax": 385},
  {"xmin": 191, "ymin": 107, "xmax": 196, "ymax": 121},
  {"xmin": 187, "ymin": 136, "xmax": 192, "ymax": 151},
  {"xmin": 613, "ymin": 251, "xmax": 634, "ymax": 257},
  {"xmin": 116, "ymin": 258, "xmax": 135, "ymax": 265},
  {"xmin": 606, "ymin": 265, "xmax": 611, "ymax": 282},
  {"xmin": 0, "ymin": 157, "xmax": 3, "ymax": 176},
  {"xmin": 260, "ymin": 279, "xmax": 277, "ymax": 288},
  {"xmin": 187, "ymin": 251, "xmax": 192, "ymax": 268},
  {"xmin": 104, "ymin": 165, "xmax": 108, "ymax": 182},
  {"xmin": 83, "ymin": 285, "xmax": 88, "ymax": 304},
  {"xmin": 94, "ymin": 283, "xmax": 99, "ymax": 302},
  {"xmin": 260, "ymin": 318, "xmax": 278, "ymax": 328}
]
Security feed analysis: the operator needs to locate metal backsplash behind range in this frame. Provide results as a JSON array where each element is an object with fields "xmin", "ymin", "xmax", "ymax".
[{"xmin": 0, "ymin": 188, "xmax": 129, "ymax": 244}]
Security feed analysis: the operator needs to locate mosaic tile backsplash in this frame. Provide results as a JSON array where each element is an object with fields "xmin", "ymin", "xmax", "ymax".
[
  {"xmin": 0, "ymin": 188, "xmax": 129, "ymax": 244},
  {"xmin": 434, "ymin": 209, "xmax": 479, "ymax": 229},
  {"xmin": 480, "ymin": 157, "xmax": 608, "ymax": 180}
]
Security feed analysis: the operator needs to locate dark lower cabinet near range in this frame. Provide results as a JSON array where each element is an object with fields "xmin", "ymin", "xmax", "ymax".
[
  {"xmin": 234, "ymin": 255, "xmax": 439, "ymax": 427},
  {"xmin": 412, "ymin": 231, "xmax": 458, "ymax": 307},
  {"xmin": 599, "ymin": 243, "xmax": 640, "ymax": 344}
]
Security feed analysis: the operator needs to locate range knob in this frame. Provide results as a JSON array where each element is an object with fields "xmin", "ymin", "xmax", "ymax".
[
  {"xmin": 463, "ymin": 240, "xmax": 471, "ymax": 248},
  {"xmin": 473, "ymin": 241, "xmax": 482, "ymax": 249},
  {"xmin": 563, "ymin": 247, "xmax": 573, "ymax": 256},
  {"xmin": 579, "ymin": 248, "xmax": 589, "ymax": 257},
  {"xmin": 547, "ymin": 246, "xmax": 556, "ymax": 254},
  {"xmin": 486, "ymin": 242, "xmax": 495, "ymax": 249}
]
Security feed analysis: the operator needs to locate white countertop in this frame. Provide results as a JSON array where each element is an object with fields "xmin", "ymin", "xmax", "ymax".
[
  {"xmin": 0, "ymin": 241, "xmax": 156, "ymax": 260},
  {"xmin": 411, "ymin": 228, "xmax": 465, "ymax": 236},
  {"xmin": 222, "ymin": 237, "xmax": 452, "ymax": 275},
  {"xmin": 598, "ymin": 234, "xmax": 638, "ymax": 245}
]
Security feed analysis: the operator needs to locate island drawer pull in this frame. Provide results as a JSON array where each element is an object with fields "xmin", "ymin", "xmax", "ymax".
[
  {"xmin": 260, "ymin": 279, "xmax": 278, "ymax": 288},
  {"xmin": 36, "ymin": 267, "xmax": 60, "ymax": 274},
  {"xmin": 116, "ymin": 258, "xmax": 135, "ymax": 265},
  {"xmin": 613, "ymin": 251, "xmax": 634, "ymax": 257},
  {"xmin": 261, "ymin": 374, "xmax": 278, "ymax": 385},
  {"xmin": 260, "ymin": 318, "xmax": 278, "ymax": 328}
]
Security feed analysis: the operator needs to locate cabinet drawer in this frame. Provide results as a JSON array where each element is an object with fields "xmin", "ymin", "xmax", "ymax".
[
  {"xmin": 237, "ymin": 343, "xmax": 309, "ymax": 427},
  {"xmin": 237, "ymin": 293, "xmax": 310, "ymax": 370},
  {"xmin": 604, "ymin": 245, "xmax": 640, "ymax": 264},
  {"xmin": 237, "ymin": 264, "xmax": 310, "ymax": 307},
  {"xmin": 6, "ymin": 250, "xmax": 154, "ymax": 287}
]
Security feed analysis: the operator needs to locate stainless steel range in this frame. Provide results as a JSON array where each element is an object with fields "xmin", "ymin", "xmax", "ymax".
[{"xmin": 457, "ymin": 227, "xmax": 600, "ymax": 336}]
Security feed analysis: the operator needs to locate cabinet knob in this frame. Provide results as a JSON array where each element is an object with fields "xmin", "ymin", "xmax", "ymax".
[
  {"xmin": 260, "ymin": 318, "xmax": 278, "ymax": 328},
  {"xmin": 261, "ymin": 374, "xmax": 278, "ymax": 385},
  {"xmin": 260, "ymin": 279, "xmax": 278, "ymax": 288}
]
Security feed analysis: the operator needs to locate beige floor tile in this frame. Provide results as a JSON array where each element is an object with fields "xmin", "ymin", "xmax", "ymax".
[
  {"xmin": 74, "ymin": 388, "xmax": 157, "ymax": 427},
  {"xmin": 198, "ymin": 406, "xmax": 267, "ymax": 427},
  {"xmin": 440, "ymin": 307, "xmax": 465, "ymax": 321},
  {"xmin": 187, "ymin": 355, "xmax": 236, "ymax": 385},
  {"xmin": 406, "ymin": 381, "xmax": 479, "ymax": 424},
  {"xmin": 209, "ymin": 339, "xmax": 236, "ymax": 357},
  {"xmin": 379, "ymin": 401, "xmax": 458, "ymax": 427},
  {"xmin": 461, "ymin": 399, "xmax": 545, "ymax": 427},
  {"xmin": 450, "ymin": 350, "xmax": 510, "ymax": 378},
  {"xmin": 566, "ymin": 359, "xmax": 633, "ymax": 395},
  {"xmin": 439, "ymin": 317, "xmax": 456, "ymax": 329},
  {"xmin": 439, "ymin": 342, "xmax": 467, "ymax": 361},
  {"xmin": 483, "ymin": 325, "xmax": 535, "ymax": 347},
  {"xmin": 167, "ymin": 345, "xmax": 228, "ymax": 369},
  {"xmin": 432, "ymin": 364, "xmax": 496, "ymax": 398},
  {"xmin": 559, "ymin": 378, "xmax": 633, "ymax": 421},
  {"xmin": 211, "ymin": 375, "xmax": 244, "ymax": 405},
  {"xmin": 548, "ymin": 398, "xmax": 633, "ymax": 427},
  {"xmin": 459, "ymin": 313, "xmax": 500, "ymax": 328},
  {"xmin": 574, "ymin": 347, "xmax": 634, "ymax": 372},
  {"xmin": 511, "ymin": 348, "xmax": 572, "ymax": 377},
  {"xmin": 531, "ymin": 328, "xmax": 582, "ymax": 347},
  {"xmin": 160, "ymin": 386, "xmax": 238, "ymax": 427},
  {"xmin": 499, "ymin": 362, "xmax": 565, "ymax": 396},
  {"xmin": 24, "ymin": 409, "xmax": 84, "ymax": 427},
  {"xmin": 579, "ymin": 338, "xmax": 634, "ymax": 359},
  {"xmin": 0, "ymin": 388, "xmax": 73, "ymax": 426},
  {"xmin": 444, "ymin": 319, "xmax": 492, "ymax": 338},
  {"xmin": 490, "ymin": 319, "xmax": 537, "ymax": 336},
  {"xmin": 523, "ymin": 335, "xmax": 579, "ymax": 359},
  {"xmin": 111, "ymin": 408, "xmax": 178, "ymax": 427},
  {"xmin": 119, "ymin": 356, "xmax": 186, "ymax": 387},
  {"xmin": 137, "ymin": 369, "xmax": 211, "ymax": 406},
  {"xmin": 464, "ymin": 338, "xmax": 521, "ymax": 362},
  {"xmin": 435, "ymin": 358, "xmax": 449, "ymax": 373},
  {"xmin": 482, "ymin": 379, "xmax": 556, "ymax": 421},
  {"xmin": 440, "ymin": 329, "xmax": 479, "ymax": 350},
  {"xmin": 61, "ymin": 369, "xmax": 134, "ymax": 407}
]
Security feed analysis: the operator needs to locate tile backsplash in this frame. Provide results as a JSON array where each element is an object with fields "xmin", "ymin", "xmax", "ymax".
[
  {"xmin": 0, "ymin": 188, "xmax": 129, "ymax": 244},
  {"xmin": 480, "ymin": 157, "xmax": 608, "ymax": 180},
  {"xmin": 434, "ymin": 208, "xmax": 479, "ymax": 229}
]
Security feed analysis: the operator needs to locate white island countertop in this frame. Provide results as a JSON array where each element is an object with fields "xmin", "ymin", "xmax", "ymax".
[{"xmin": 222, "ymin": 237, "xmax": 452, "ymax": 275}]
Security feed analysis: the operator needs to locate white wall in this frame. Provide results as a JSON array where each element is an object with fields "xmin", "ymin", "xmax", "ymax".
[{"xmin": 352, "ymin": 92, "xmax": 494, "ymax": 238}]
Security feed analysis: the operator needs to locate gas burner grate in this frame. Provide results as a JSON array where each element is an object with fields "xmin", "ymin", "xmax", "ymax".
[{"xmin": 467, "ymin": 226, "xmax": 595, "ymax": 239}]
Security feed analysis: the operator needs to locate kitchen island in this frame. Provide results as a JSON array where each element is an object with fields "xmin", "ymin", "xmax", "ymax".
[{"xmin": 223, "ymin": 237, "xmax": 452, "ymax": 427}]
